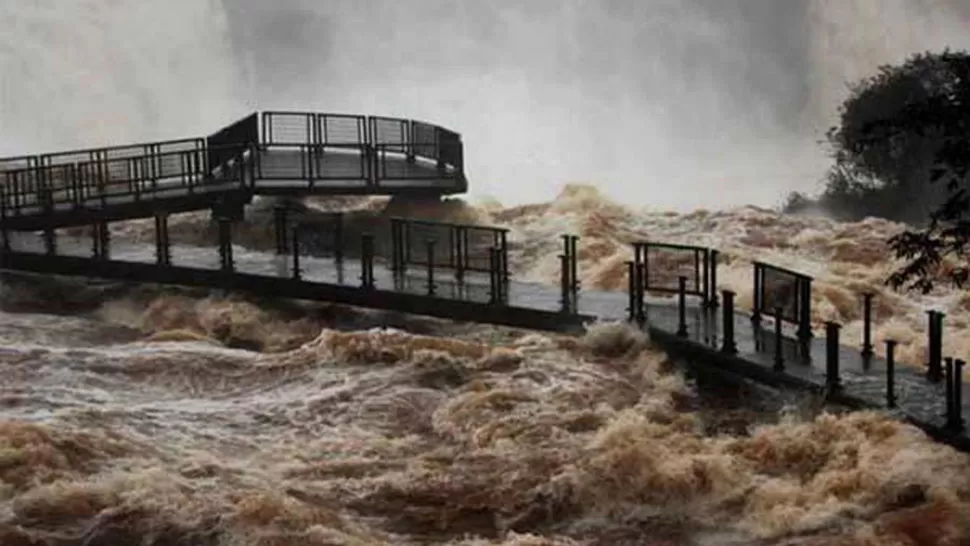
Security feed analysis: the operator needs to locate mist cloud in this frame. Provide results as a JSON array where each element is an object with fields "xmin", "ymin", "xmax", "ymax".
[{"xmin": 2, "ymin": 0, "xmax": 969, "ymax": 210}]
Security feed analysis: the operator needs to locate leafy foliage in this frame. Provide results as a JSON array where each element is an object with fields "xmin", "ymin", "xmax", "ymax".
[{"xmin": 790, "ymin": 49, "xmax": 970, "ymax": 292}]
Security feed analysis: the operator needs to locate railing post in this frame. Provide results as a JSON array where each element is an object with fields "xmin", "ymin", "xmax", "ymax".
[
  {"xmin": 559, "ymin": 253, "xmax": 571, "ymax": 314},
  {"xmin": 91, "ymin": 222, "xmax": 102, "ymax": 260},
  {"xmin": 455, "ymin": 226, "xmax": 466, "ymax": 284},
  {"xmin": 154, "ymin": 214, "xmax": 169, "ymax": 266},
  {"xmin": 218, "ymin": 217, "xmax": 233, "ymax": 272},
  {"xmin": 500, "ymin": 230, "xmax": 510, "ymax": 289},
  {"xmin": 885, "ymin": 339, "xmax": 897, "ymax": 408},
  {"xmin": 946, "ymin": 357, "xmax": 956, "ymax": 428},
  {"xmin": 953, "ymin": 359, "xmax": 965, "ymax": 432},
  {"xmin": 569, "ymin": 235, "xmax": 579, "ymax": 305},
  {"xmin": 361, "ymin": 234, "xmax": 374, "ymax": 289},
  {"xmin": 274, "ymin": 204, "xmax": 288, "ymax": 255},
  {"xmin": 633, "ymin": 243, "xmax": 646, "ymax": 323},
  {"xmin": 333, "ymin": 212, "xmax": 344, "ymax": 266},
  {"xmin": 560, "ymin": 235, "xmax": 579, "ymax": 313},
  {"xmin": 43, "ymin": 226, "xmax": 56, "ymax": 256},
  {"xmin": 751, "ymin": 263, "xmax": 762, "ymax": 326},
  {"xmin": 291, "ymin": 227, "xmax": 301, "ymax": 280},
  {"xmin": 489, "ymin": 247, "xmax": 500, "ymax": 304},
  {"xmin": 721, "ymin": 290, "xmax": 737, "ymax": 355},
  {"xmin": 797, "ymin": 276, "xmax": 813, "ymax": 343},
  {"xmin": 773, "ymin": 307, "xmax": 784, "ymax": 371},
  {"xmin": 927, "ymin": 311, "xmax": 944, "ymax": 383},
  {"xmin": 626, "ymin": 261, "xmax": 636, "ymax": 321},
  {"xmin": 861, "ymin": 293, "xmax": 874, "ymax": 359},
  {"xmin": 825, "ymin": 322, "xmax": 841, "ymax": 391},
  {"xmin": 708, "ymin": 249, "xmax": 719, "ymax": 309},
  {"xmin": 677, "ymin": 276, "xmax": 688, "ymax": 337},
  {"xmin": 426, "ymin": 238, "xmax": 436, "ymax": 296}
]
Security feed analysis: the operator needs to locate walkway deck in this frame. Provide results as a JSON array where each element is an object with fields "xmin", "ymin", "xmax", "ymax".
[
  {"xmin": 0, "ymin": 111, "xmax": 467, "ymax": 230},
  {"xmin": 2, "ymin": 232, "xmax": 968, "ymax": 452},
  {"xmin": 1, "ymin": 107, "xmax": 968, "ymax": 454}
]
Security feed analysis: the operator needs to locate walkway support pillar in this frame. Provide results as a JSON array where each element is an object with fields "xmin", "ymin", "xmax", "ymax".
[
  {"xmin": 885, "ymin": 339, "xmax": 897, "ymax": 408},
  {"xmin": 154, "ymin": 215, "xmax": 169, "ymax": 266},
  {"xmin": 953, "ymin": 359, "xmax": 965, "ymax": 432},
  {"xmin": 825, "ymin": 322, "xmax": 842, "ymax": 392},
  {"xmin": 861, "ymin": 293, "xmax": 874, "ymax": 360},
  {"xmin": 43, "ymin": 227, "xmax": 56, "ymax": 256},
  {"xmin": 93, "ymin": 221, "xmax": 111, "ymax": 261},
  {"xmin": 676, "ymin": 276, "xmax": 688, "ymax": 337},
  {"xmin": 333, "ymin": 212, "xmax": 344, "ymax": 266},
  {"xmin": 274, "ymin": 204, "xmax": 289, "ymax": 256},
  {"xmin": 361, "ymin": 234, "xmax": 375, "ymax": 289},
  {"xmin": 707, "ymin": 249, "xmax": 719, "ymax": 309},
  {"xmin": 560, "ymin": 235, "xmax": 579, "ymax": 314},
  {"xmin": 218, "ymin": 217, "xmax": 233, "ymax": 272},
  {"xmin": 721, "ymin": 290, "xmax": 737, "ymax": 355},
  {"xmin": 426, "ymin": 238, "xmax": 437, "ymax": 296},
  {"xmin": 927, "ymin": 311, "xmax": 944, "ymax": 383},
  {"xmin": 291, "ymin": 227, "xmax": 301, "ymax": 280},
  {"xmin": 946, "ymin": 357, "xmax": 956, "ymax": 428},
  {"xmin": 773, "ymin": 307, "xmax": 784, "ymax": 372},
  {"xmin": 627, "ymin": 261, "xmax": 636, "ymax": 321}
]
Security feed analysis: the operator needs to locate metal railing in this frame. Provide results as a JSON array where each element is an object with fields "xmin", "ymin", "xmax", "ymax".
[
  {"xmin": 0, "ymin": 109, "xmax": 466, "ymax": 220},
  {"xmin": 752, "ymin": 261, "xmax": 813, "ymax": 342},
  {"xmin": 387, "ymin": 217, "xmax": 508, "ymax": 279}
]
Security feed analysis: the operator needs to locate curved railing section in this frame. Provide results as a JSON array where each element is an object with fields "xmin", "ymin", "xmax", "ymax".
[{"xmin": 0, "ymin": 110, "xmax": 466, "ymax": 224}]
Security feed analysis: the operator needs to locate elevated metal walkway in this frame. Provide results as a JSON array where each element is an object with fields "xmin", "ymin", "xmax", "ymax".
[{"xmin": 0, "ymin": 111, "xmax": 466, "ymax": 230}]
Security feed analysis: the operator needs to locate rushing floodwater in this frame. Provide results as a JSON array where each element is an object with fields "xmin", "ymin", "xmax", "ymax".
[{"xmin": 1, "ymin": 188, "xmax": 969, "ymax": 546}]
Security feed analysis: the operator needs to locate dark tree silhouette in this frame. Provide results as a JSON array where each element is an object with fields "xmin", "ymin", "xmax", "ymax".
[{"xmin": 825, "ymin": 50, "xmax": 970, "ymax": 293}]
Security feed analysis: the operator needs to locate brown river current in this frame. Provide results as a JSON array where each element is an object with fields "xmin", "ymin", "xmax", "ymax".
[{"xmin": 1, "ymin": 186, "xmax": 969, "ymax": 546}]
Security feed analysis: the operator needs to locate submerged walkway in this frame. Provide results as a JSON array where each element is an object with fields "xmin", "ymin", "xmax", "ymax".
[
  {"xmin": 1, "ymin": 107, "xmax": 968, "ymax": 454},
  {"xmin": 2, "ymin": 229, "xmax": 968, "ymax": 454}
]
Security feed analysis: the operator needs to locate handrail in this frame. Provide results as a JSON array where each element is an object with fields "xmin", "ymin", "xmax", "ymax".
[{"xmin": 0, "ymin": 109, "xmax": 466, "ymax": 218}]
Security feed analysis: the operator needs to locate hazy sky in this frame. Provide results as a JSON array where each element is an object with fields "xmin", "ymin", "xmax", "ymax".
[{"xmin": 2, "ymin": 0, "xmax": 969, "ymax": 210}]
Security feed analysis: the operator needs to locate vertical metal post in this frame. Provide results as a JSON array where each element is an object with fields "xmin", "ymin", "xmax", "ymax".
[
  {"xmin": 885, "ymin": 339, "xmax": 897, "ymax": 408},
  {"xmin": 91, "ymin": 222, "xmax": 100, "ymax": 259},
  {"xmin": 708, "ymin": 249, "xmax": 719, "ymax": 309},
  {"xmin": 291, "ymin": 227, "xmax": 301, "ymax": 280},
  {"xmin": 274, "ymin": 204, "xmax": 288, "ymax": 255},
  {"xmin": 500, "ymin": 230, "xmax": 509, "ymax": 287},
  {"xmin": 773, "ymin": 307, "xmax": 784, "ymax": 371},
  {"xmin": 560, "ymin": 253, "xmax": 570, "ymax": 314},
  {"xmin": 721, "ymin": 290, "xmax": 737, "ymax": 355},
  {"xmin": 154, "ymin": 214, "xmax": 170, "ymax": 266},
  {"xmin": 333, "ymin": 212, "xmax": 344, "ymax": 265},
  {"xmin": 945, "ymin": 357, "xmax": 956, "ymax": 427},
  {"xmin": 636, "ymin": 262, "xmax": 646, "ymax": 323},
  {"xmin": 569, "ymin": 235, "xmax": 578, "ymax": 305},
  {"xmin": 361, "ymin": 234, "xmax": 374, "ymax": 289},
  {"xmin": 43, "ymin": 227, "xmax": 56, "ymax": 256},
  {"xmin": 751, "ymin": 264, "xmax": 762, "ymax": 325},
  {"xmin": 488, "ymin": 247, "xmax": 500, "ymax": 304},
  {"xmin": 954, "ymin": 359, "xmax": 965, "ymax": 431},
  {"xmin": 455, "ymin": 226, "xmax": 466, "ymax": 283},
  {"xmin": 797, "ymin": 277, "xmax": 813, "ymax": 342},
  {"xmin": 627, "ymin": 261, "xmax": 636, "ymax": 321},
  {"xmin": 825, "ymin": 322, "xmax": 841, "ymax": 391},
  {"xmin": 426, "ymin": 238, "xmax": 436, "ymax": 296},
  {"xmin": 634, "ymin": 243, "xmax": 646, "ymax": 323},
  {"xmin": 861, "ymin": 293, "xmax": 874, "ymax": 359},
  {"xmin": 677, "ymin": 276, "xmax": 688, "ymax": 337},
  {"xmin": 218, "ymin": 217, "xmax": 233, "ymax": 272},
  {"xmin": 927, "ymin": 311, "xmax": 944, "ymax": 383}
]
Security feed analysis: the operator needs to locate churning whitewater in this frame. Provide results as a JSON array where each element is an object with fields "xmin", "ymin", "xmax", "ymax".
[{"xmin": 1, "ymin": 188, "xmax": 969, "ymax": 546}]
